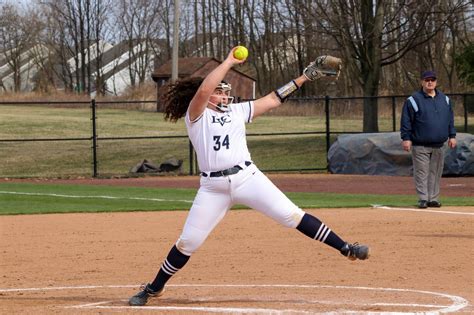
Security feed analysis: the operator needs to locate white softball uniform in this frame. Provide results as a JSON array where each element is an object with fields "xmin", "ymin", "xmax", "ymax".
[{"xmin": 175, "ymin": 102, "xmax": 305, "ymax": 256}]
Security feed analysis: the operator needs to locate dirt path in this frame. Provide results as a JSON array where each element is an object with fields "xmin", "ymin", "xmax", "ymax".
[{"xmin": 2, "ymin": 173, "xmax": 473, "ymax": 196}]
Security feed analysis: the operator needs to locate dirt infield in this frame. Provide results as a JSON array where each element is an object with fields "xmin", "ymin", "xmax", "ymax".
[
  {"xmin": 1, "ymin": 208, "xmax": 473, "ymax": 314},
  {"xmin": 1, "ymin": 174, "xmax": 473, "ymax": 314}
]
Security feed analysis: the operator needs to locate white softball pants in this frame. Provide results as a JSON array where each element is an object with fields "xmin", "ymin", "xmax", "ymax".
[{"xmin": 175, "ymin": 163, "xmax": 305, "ymax": 256}]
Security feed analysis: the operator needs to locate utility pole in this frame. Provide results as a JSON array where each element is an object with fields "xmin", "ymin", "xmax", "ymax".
[{"xmin": 171, "ymin": 0, "xmax": 180, "ymax": 83}]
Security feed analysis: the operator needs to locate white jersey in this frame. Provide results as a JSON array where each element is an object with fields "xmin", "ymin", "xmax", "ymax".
[
  {"xmin": 177, "ymin": 100, "xmax": 304, "ymax": 257},
  {"xmin": 185, "ymin": 101, "xmax": 254, "ymax": 172}
]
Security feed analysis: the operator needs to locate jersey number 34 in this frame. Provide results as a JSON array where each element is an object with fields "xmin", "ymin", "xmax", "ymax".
[{"xmin": 213, "ymin": 135, "xmax": 230, "ymax": 151}]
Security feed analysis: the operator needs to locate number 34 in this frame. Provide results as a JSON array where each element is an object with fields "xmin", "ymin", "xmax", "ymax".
[{"xmin": 213, "ymin": 135, "xmax": 230, "ymax": 151}]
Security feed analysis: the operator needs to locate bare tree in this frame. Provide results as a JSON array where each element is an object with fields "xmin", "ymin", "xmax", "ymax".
[
  {"xmin": 311, "ymin": 0, "xmax": 471, "ymax": 132},
  {"xmin": 41, "ymin": 0, "xmax": 111, "ymax": 95},
  {"xmin": 0, "ymin": 3, "xmax": 41, "ymax": 92},
  {"xmin": 2, "ymin": 0, "xmax": 471, "ymax": 100},
  {"xmin": 422, "ymin": 1, "xmax": 473, "ymax": 91},
  {"xmin": 41, "ymin": 1, "xmax": 85, "ymax": 93},
  {"xmin": 92, "ymin": 0, "xmax": 111, "ymax": 95},
  {"xmin": 115, "ymin": 0, "xmax": 164, "ymax": 89},
  {"xmin": 240, "ymin": 1, "xmax": 286, "ymax": 94}
]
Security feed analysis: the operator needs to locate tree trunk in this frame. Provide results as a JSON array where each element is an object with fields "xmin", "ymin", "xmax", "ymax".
[
  {"xmin": 360, "ymin": 55, "xmax": 381, "ymax": 132},
  {"xmin": 360, "ymin": 0, "xmax": 384, "ymax": 132},
  {"xmin": 362, "ymin": 83, "xmax": 379, "ymax": 132}
]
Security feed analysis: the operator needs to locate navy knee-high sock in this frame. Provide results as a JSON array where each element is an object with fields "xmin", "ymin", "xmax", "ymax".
[
  {"xmin": 296, "ymin": 213, "xmax": 345, "ymax": 250},
  {"xmin": 149, "ymin": 245, "xmax": 190, "ymax": 292}
]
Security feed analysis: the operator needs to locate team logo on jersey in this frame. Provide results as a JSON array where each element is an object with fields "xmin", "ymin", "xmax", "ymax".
[{"xmin": 212, "ymin": 114, "xmax": 232, "ymax": 126}]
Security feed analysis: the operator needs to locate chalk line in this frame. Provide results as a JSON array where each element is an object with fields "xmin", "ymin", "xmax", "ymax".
[
  {"xmin": 0, "ymin": 190, "xmax": 193, "ymax": 203},
  {"xmin": 372, "ymin": 204, "xmax": 474, "ymax": 216},
  {"xmin": 0, "ymin": 284, "xmax": 469, "ymax": 314}
]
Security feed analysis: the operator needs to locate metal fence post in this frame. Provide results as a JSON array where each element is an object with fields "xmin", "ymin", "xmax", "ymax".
[
  {"xmin": 325, "ymin": 95, "xmax": 330, "ymax": 171},
  {"xmin": 464, "ymin": 94, "xmax": 468, "ymax": 132},
  {"xmin": 392, "ymin": 96, "xmax": 397, "ymax": 131},
  {"xmin": 91, "ymin": 99, "xmax": 98, "ymax": 177}
]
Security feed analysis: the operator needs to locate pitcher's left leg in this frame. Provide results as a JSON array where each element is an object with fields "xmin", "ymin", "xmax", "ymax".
[{"xmin": 232, "ymin": 166, "xmax": 369, "ymax": 260}]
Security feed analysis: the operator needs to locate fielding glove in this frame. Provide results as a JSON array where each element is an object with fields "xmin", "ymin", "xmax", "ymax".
[{"xmin": 303, "ymin": 55, "xmax": 342, "ymax": 81}]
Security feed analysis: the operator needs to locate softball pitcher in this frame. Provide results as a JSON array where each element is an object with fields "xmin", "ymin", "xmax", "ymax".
[{"xmin": 129, "ymin": 47, "xmax": 370, "ymax": 306}]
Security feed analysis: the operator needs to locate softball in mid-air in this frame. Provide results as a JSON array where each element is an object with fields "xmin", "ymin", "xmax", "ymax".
[{"xmin": 233, "ymin": 46, "xmax": 248, "ymax": 60}]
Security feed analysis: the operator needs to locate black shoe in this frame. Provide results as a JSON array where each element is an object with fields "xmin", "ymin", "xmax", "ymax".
[
  {"xmin": 427, "ymin": 201, "xmax": 441, "ymax": 207},
  {"xmin": 129, "ymin": 283, "xmax": 164, "ymax": 306},
  {"xmin": 418, "ymin": 200, "xmax": 428, "ymax": 209},
  {"xmin": 340, "ymin": 242, "xmax": 370, "ymax": 260}
]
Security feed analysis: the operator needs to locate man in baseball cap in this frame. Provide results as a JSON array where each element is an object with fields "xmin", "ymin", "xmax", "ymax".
[{"xmin": 400, "ymin": 69, "xmax": 456, "ymax": 209}]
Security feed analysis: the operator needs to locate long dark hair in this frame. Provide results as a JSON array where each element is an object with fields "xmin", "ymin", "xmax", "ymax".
[{"xmin": 160, "ymin": 76, "xmax": 204, "ymax": 122}]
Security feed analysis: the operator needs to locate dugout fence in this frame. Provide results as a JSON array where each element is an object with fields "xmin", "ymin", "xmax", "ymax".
[{"xmin": 0, "ymin": 93, "xmax": 472, "ymax": 178}]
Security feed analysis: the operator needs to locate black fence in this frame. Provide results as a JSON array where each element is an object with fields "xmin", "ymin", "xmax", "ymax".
[{"xmin": 0, "ymin": 93, "xmax": 472, "ymax": 178}]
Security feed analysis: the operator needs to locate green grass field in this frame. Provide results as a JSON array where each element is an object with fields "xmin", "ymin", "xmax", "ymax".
[
  {"xmin": 1, "ymin": 182, "xmax": 472, "ymax": 215},
  {"xmin": 1, "ymin": 103, "xmax": 472, "ymax": 215},
  {"xmin": 1, "ymin": 105, "xmax": 472, "ymax": 178},
  {"xmin": 0, "ymin": 106, "xmax": 356, "ymax": 177}
]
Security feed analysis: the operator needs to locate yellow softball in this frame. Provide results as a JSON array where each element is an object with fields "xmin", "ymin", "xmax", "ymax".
[{"xmin": 233, "ymin": 46, "xmax": 248, "ymax": 60}]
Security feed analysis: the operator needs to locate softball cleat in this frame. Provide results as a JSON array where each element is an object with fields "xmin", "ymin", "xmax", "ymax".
[
  {"xmin": 129, "ymin": 283, "xmax": 165, "ymax": 306},
  {"xmin": 340, "ymin": 242, "xmax": 370, "ymax": 260}
]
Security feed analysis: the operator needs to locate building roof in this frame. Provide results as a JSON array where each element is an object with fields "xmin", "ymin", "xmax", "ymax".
[{"xmin": 152, "ymin": 57, "xmax": 255, "ymax": 81}]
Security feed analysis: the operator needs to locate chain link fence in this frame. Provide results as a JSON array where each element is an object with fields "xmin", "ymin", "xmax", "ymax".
[{"xmin": 1, "ymin": 94, "xmax": 472, "ymax": 178}]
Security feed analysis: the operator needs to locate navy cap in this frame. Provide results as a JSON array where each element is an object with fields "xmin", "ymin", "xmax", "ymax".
[{"xmin": 421, "ymin": 70, "xmax": 437, "ymax": 80}]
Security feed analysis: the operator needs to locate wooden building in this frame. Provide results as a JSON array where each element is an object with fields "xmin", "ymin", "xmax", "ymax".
[{"xmin": 152, "ymin": 57, "xmax": 256, "ymax": 101}]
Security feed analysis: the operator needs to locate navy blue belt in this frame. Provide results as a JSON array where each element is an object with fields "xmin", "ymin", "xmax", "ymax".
[{"xmin": 202, "ymin": 161, "xmax": 252, "ymax": 177}]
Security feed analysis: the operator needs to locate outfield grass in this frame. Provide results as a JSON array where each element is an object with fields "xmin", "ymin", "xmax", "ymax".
[
  {"xmin": 0, "ymin": 182, "xmax": 472, "ymax": 215},
  {"xmin": 1, "ymin": 105, "xmax": 472, "ymax": 178},
  {"xmin": 0, "ymin": 106, "xmax": 354, "ymax": 177}
]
